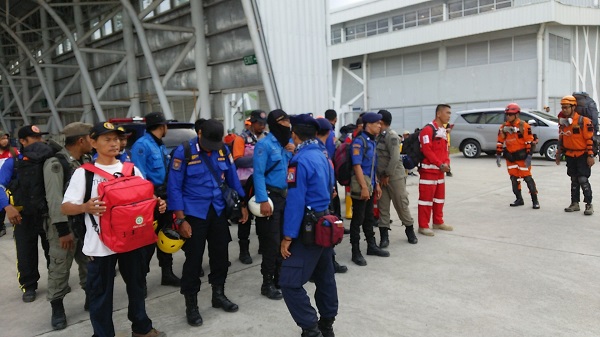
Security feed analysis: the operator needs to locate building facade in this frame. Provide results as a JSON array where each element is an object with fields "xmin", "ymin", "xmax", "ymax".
[{"xmin": 329, "ymin": 0, "xmax": 600, "ymax": 132}]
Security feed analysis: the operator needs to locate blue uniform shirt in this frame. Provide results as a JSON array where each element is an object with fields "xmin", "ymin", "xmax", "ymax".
[
  {"xmin": 167, "ymin": 137, "xmax": 245, "ymax": 219},
  {"xmin": 282, "ymin": 141, "xmax": 334, "ymax": 239},
  {"xmin": 253, "ymin": 133, "xmax": 292, "ymax": 203},
  {"xmin": 131, "ymin": 132, "xmax": 167, "ymax": 186},
  {"xmin": 351, "ymin": 131, "xmax": 377, "ymax": 187},
  {"xmin": 325, "ymin": 131, "xmax": 336, "ymax": 159},
  {"xmin": 0, "ymin": 156, "xmax": 16, "ymax": 209}
]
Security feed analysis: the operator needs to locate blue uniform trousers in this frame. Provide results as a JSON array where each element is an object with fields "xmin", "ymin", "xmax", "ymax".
[
  {"xmin": 280, "ymin": 241, "xmax": 338, "ymax": 329},
  {"xmin": 87, "ymin": 248, "xmax": 152, "ymax": 337},
  {"xmin": 180, "ymin": 206, "xmax": 232, "ymax": 295}
]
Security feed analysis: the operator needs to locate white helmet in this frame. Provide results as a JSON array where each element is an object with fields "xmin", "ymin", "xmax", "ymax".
[{"xmin": 248, "ymin": 195, "xmax": 274, "ymax": 217}]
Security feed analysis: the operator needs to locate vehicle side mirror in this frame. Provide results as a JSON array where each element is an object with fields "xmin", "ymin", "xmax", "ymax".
[{"xmin": 528, "ymin": 119, "xmax": 537, "ymax": 126}]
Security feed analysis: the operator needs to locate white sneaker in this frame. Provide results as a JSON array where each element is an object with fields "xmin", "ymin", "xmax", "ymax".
[
  {"xmin": 433, "ymin": 223, "xmax": 453, "ymax": 231},
  {"xmin": 418, "ymin": 228, "xmax": 434, "ymax": 236}
]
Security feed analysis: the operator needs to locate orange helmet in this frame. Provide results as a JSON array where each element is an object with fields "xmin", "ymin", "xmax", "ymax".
[
  {"xmin": 505, "ymin": 103, "xmax": 521, "ymax": 114},
  {"xmin": 560, "ymin": 95, "xmax": 577, "ymax": 106}
]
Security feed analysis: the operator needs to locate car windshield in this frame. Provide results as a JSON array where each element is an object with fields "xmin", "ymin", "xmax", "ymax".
[{"xmin": 525, "ymin": 110, "xmax": 559, "ymax": 123}]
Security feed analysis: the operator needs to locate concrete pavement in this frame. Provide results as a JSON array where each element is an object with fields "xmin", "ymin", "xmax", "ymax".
[{"xmin": 1, "ymin": 153, "xmax": 600, "ymax": 337}]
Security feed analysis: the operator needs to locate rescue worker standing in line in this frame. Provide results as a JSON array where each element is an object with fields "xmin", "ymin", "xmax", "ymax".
[
  {"xmin": 252, "ymin": 109, "xmax": 294, "ymax": 300},
  {"xmin": 349, "ymin": 112, "xmax": 389, "ymax": 266},
  {"xmin": 418, "ymin": 105, "xmax": 453, "ymax": 236},
  {"xmin": 131, "ymin": 112, "xmax": 181, "ymax": 290},
  {"xmin": 233, "ymin": 110, "xmax": 267, "ymax": 264},
  {"xmin": 43, "ymin": 122, "xmax": 93, "ymax": 330},
  {"xmin": 280, "ymin": 114, "xmax": 338, "ymax": 337},
  {"xmin": 556, "ymin": 95, "xmax": 595, "ymax": 215},
  {"xmin": 375, "ymin": 110, "xmax": 418, "ymax": 246},
  {"xmin": 168, "ymin": 119, "xmax": 248, "ymax": 327},
  {"xmin": 495, "ymin": 103, "xmax": 540, "ymax": 209}
]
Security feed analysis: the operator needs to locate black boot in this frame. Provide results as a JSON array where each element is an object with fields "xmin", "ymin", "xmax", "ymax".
[
  {"xmin": 405, "ymin": 225, "xmax": 418, "ymax": 244},
  {"xmin": 332, "ymin": 256, "xmax": 348, "ymax": 273},
  {"xmin": 184, "ymin": 294, "xmax": 203, "ymax": 326},
  {"xmin": 318, "ymin": 317, "xmax": 335, "ymax": 337},
  {"xmin": 531, "ymin": 194, "xmax": 540, "ymax": 209},
  {"xmin": 161, "ymin": 266, "xmax": 181, "ymax": 287},
  {"xmin": 366, "ymin": 237, "xmax": 390, "ymax": 257},
  {"xmin": 50, "ymin": 299, "xmax": 67, "ymax": 330},
  {"xmin": 261, "ymin": 274, "xmax": 283, "ymax": 300},
  {"xmin": 351, "ymin": 244, "xmax": 367, "ymax": 266},
  {"xmin": 238, "ymin": 240, "xmax": 252, "ymax": 264},
  {"xmin": 510, "ymin": 197, "xmax": 524, "ymax": 207},
  {"xmin": 510, "ymin": 177, "xmax": 524, "ymax": 207},
  {"xmin": 524, "ymin": 176, "xmax": 540, "ymax": 209},
  {"xmin": 302, "ymin": 325, "xmax": 324, "ymax": 337},
  {"xmin": 211, "ymin": 284, "xmax": 239, "ymax": 312},
  {"xmin": 379, "ymin": 227, "xmax": 389, "ymax": 248}
]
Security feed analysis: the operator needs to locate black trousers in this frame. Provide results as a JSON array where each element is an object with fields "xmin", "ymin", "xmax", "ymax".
[
  {"xmin": 0, "ymin": 208, "xmax": 5, "ymax": 230},
  {"xmin": 349, "ymin": 197, "xmax": 376, "ymax": 245},
  {"xmin": 14, "ymin": 211, "xmax": 49, "ymax": 292},
  {"xmin": 144, "ymin": 210, "xmax": 173, "ymax": 275},
  {"xmin": 254, "ymin": 192, "xmax": 285, "ymax": 276},
  {"xmin": 180, "ymin": 206, "xmax": 232, "ymax": 295}
]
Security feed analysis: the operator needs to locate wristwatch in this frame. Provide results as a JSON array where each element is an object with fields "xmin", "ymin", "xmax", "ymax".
[{"xmin": 174, "ymin": 218, "xmax": 186, "ymax": 226}]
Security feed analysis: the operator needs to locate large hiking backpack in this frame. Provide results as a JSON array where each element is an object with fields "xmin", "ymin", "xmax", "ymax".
[
  {"xmin": 81, "ymin": 162, "xmax": 157, "ymax": 253},
  {"xmin": 7, "ymin": 142, "xmax": 56, "ymax": 214},
  {"xmin": 573, "ymin": 92, "xmax": 600, "ymax": 154},
  {"xmin": 333, "ymin": 136, "xmax": 366, "ymax": 186},
  {"xmin": 400, "ymin": 124, "xmax": 434, "ymax": 170}
]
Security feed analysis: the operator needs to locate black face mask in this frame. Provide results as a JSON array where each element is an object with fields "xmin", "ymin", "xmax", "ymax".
[{"xmin": 269, "ymin": 122, "xmax": 291, "ymax": 148}]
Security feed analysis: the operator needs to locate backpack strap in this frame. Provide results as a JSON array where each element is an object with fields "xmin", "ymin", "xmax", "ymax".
[
  {"xmin": 121, "ymin": 162, "xmax": 134, "ymax": 177},
  {"xmin": 54, "ymin": 153, "xmax": 73, "ymax": 193},
  {"xmin": 81, "ymin": 163, "xmax": 115, "ymax": 180},
  {"xmin": 182, "ymin": 140, "xmax": 192, "ymax": 163}
]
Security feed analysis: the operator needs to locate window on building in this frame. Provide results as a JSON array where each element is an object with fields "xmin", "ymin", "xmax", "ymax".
[
  {"xmin": 91, "ymin": 18, "xmax": 101, "ymax": 40},
  {"xmin": 404, "ymin": 11, "xmax": 417, "ymax": 28},
  {"xmin": 174, "ymin": 0, "xmax": 189, "ymax": 5},
  {"xmin": 377, "ymin": 19, "xmax": 388, "ymax": 34},
  {"xmin": 418, "ymin": 8, "xmax": 430, "ymax": 26},
  {"xmin": 464, "ymin": 0, "xmax": 478, "ymax": 16},
  {"xmin": 355, "ymin": 23, "xmax": 366, "ymax": 38},
  {"xmin": 102, "ymin": 19, "xmax": 113, "ymax": 36},
  {"xmin": 431, "ymin": 5, "xmax": 443, "ymax": 23},
  {"xmin": 157, "ymin": 1, "xmax": 171, "ymax": 13},
  {"xmin": 366, "ymin": 21, "xmax": 378, "ymax": 36},
  {"xmin": 448, "ymin": 1, "xmax": 463, "ymax": 19},
  {"xmin": 345, "ymin": 26, "xmax": 356, "ymax": 41},
  {"xmin": 114, "ymin": 13, "xmax": 123, "ymax": 31},
  {"xmin": 479, "ymin": 0, "xmax": 495, "ymax": 13},
  {"xmin": 549, "ymin": 34, "xmax": 571, "ymax": 63},
  {"xmin": 392, "ymin": 15, "xmax": 404, "ymax": 31},
  {"xmin": 331, "ymin": 28, "xmax": 342, "ymax": 45}
]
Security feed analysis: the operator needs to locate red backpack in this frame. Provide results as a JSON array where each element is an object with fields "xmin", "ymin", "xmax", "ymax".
[{"xmin": 81, "ymin": 162, "xmax": 157, "ymax": 253}]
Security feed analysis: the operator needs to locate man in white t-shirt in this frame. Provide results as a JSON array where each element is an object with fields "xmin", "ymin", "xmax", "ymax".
[{"xmin": 61, "ymin": 122, "xmax": 167, "ymax": 337}]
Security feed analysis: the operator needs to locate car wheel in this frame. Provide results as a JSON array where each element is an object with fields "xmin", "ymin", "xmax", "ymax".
[
  {"xmin": 543, "ymin": 141, "xmax": 558, "ymax": 161},
  {"xmin": 462, "ymin": 140, "xmax": 481, "ymax": 158}
]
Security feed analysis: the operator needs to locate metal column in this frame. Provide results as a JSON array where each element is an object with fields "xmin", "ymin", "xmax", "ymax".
[
  {"xmin": 122, "ymin": 9, "xmax": 141, "ymax": 118},
  {"xmin": 190, "ymin": 0, "xmax": 211, "ymax": 120},
  {"xmin": 40, "ymin": 8, "xmax": 57, "ymax": 132},
  {"xmin": 74, "ymin": 0, "xmax": 93, "ymax": 123}
]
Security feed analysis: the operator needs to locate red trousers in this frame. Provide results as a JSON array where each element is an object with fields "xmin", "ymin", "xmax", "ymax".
[{"xmin": 418, "ymin": 170, "xmax": 445, "ymax": 228}]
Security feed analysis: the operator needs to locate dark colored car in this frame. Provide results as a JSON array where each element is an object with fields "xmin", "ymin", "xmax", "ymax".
[{"xmin": 109, "ymin": 117, "xmax": 196, "ymax": 155}]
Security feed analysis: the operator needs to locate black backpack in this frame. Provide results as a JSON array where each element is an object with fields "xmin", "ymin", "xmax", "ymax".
[
  {"xmin": 400, "ymin": 124, "xmax": 434, "ymax": 170},
  {"xmin": 573, "ymin": 92, "xmax": 600, "ymax": 154}
]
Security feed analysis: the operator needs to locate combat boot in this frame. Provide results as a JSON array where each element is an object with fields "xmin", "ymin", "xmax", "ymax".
[
  {"xmin": 333, "ymin": 259, "xmax": 348, "ymax": 273},
  {"xmin": 261, "ymin": 274, "xmax": 282, "ymax": 300},
  {"xmin": 366, "ymin": 237, "xmax": 390, "ymax": 257},
  {"xmin": 585, "ymin": 203, "xmax": 594, "ymax": 215},
  {"xmin": 351, "ymin": 244, "xmax": 367, "ymax": 266},
  {"xmin": 301, "ymin": 325, "xmax": 324, "ymax": 337},
  {"xmin": 318, "ymin": 317, "xmax": 335, "ymax": 337},
  {"xmin": 160, "ymin": 266, "xmax": 181, "ymax": 287},
  {"xmin": 211, "ymin": 284, "xmax": 239, "ymax": 312},
  {"xmin": 405, "ymin": 225, "xmax": 418, "ymax": 244},
  {"xmin": 531, "ymin": 195, "xmax": 540, "ymax": 209},
  {"xmin": 184, "ymin": 294, "xmax": 203, "ymax": 326},
  {"xmin": 564, "ymin": 202, "xmax": 580, "ymax": 212},
  {"xmin": 238, "ymin": 239, "xmax": 252, "ymax": 264},
  {"xmin": 50, "ymin": 299, "xmax": 67, "ymax": 330},
  {"xmin": 379, "ymin": 227, "xmax": 389, "ymax": 248},
  {"xmin": 510, "ymin": 194, "xmax": 524, "ymax": 207}
]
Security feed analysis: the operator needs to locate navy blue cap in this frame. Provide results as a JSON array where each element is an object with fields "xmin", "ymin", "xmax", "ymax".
[
  {"xmin": 362, "ymin": 112, "xmax": 382, "ymax": 124},
  {"xmin": 316, "ymin": 118, "xmax": 332, "ymax": 131},
  {"xmin": 290, "ymin": 113, "xmax": 320, "ymax": 129},
  {"xmin": 145, "ymin": 112, "xmax": 167, "ymax": 127}
]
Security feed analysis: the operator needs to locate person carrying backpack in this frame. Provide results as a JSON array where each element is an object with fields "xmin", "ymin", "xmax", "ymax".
[
  {"xmin": 556, "ymin": 95, "xmax": 595, "ymax": 215},
  {"xmin": 61, "ymin": 122, "xmax": 168, "ymax": 337},
  {"xmin": 43, "ymin": 122, "xmax": 93, "ymax": 330},
  {"xmin": 418, "ymin": 105, "xmax": 453, "ymax": 236},
  {"xmin": 167, "ymin": 119, "xmax": 248, "ymax": 327},
  {"xmin": 0, "ymin": 125, "xmax": 55, "ymax": 303},
  {"xmin": 0, "ymin": 129, "xmax": 18, "ymax": 237}
]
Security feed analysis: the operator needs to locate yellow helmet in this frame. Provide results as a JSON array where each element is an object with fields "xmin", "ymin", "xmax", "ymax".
[
  {"xmin": 157, "ymin": 227, "xmax": 184, "ymax": 254},
  {"xmin": 560, "ymin": 95, "xmax": 577, "ymax": 106}
]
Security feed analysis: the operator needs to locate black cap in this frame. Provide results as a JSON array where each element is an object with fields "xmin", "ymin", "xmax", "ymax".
[
  {"xmin": 18, "ymin": 125, "xmax": 49, "ymax": 139},
  {"xmin": 362, "ymin": 112, "xmax": 382, "ymax": 124},
  {"xmin": 249, "ymin": 110, "xmax": 267, "ymax": 124},
  {"xmin": 145, "ymin": 112, "xmax": 167, "ymax": 127},
  {"xmin": 194, "ymin": 118, "xmax": 207, "ymax": 133},
  {"xmin": 199, "ymin": 119, "xmax": 224, "ymax": 151},
  {"xmin": 90, "ymin": 122, "xmax": 125, "ymax": 139},
  {"xmin": 267, "ymin": 109, "xmax": 289, "ymax": 125},
  {"xmin": 378, "ymin": 110, "xmax": 392, "ymax": 125}
]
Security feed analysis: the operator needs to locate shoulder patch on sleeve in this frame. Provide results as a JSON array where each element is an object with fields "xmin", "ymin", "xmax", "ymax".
[
  {"xmin": 422, "ymin": 135, "xmax": 430, "ymax": 144},
  {"xmin": 51, "ymin": 162, "xmax": 62, "ymax": 173},
  {"xmin": 287, "ymin": 162, "xmax": 298, "ymax": 188},
  {"xmin": 137, "ymin": 147, "xmax": 145, "ymax": 155},
  {"xmin": 353, "ymin": 148, "xmax": 360, "ymax": 156},
  {"xmin": 172, "ymin": 158, "xmax": 182, "ymax": 171}
]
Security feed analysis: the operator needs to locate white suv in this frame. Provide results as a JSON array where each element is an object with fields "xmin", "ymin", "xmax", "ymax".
[{"xmin": 450, "ymin": 108, "xmax": 559, "ymax": 160}]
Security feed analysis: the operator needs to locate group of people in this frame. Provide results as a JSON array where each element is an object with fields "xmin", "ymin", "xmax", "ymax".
[{"xmin": 496, "ymin": 96, "xmax": 595, "ymax": 215}]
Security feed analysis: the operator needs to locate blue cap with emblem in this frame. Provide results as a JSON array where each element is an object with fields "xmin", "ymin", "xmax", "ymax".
[
  {"xmin": 290, "ymin": 113, "xmax": 320, "ymax": 129},
  {"xmin": 90, "ymin": 122, "xmax": 124, "ymax": 139},
  {"xmin": 362, "ymin": 112, "xmax": 382, "ymax": 124},
  {"xmin": 315, "ymin": 117, "xmax": 332, "ymax": 131}
]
